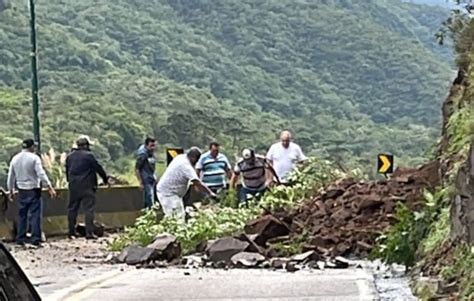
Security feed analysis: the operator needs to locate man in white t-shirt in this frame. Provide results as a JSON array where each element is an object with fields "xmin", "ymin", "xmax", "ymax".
[
  {"xmin": 266, "ymin": 130, "xmax": 308, "ymax": 184},
  {"xmin": 157, "ymin": 147, "xmax": 216, "ymax": 220}
]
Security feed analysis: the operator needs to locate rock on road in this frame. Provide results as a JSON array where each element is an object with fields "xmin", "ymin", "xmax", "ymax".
[{"xmin": 9, "ymin": 238, "xmax": 417, "ymax": 301}]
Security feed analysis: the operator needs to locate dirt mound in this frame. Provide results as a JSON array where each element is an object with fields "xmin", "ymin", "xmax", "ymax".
[{"xmin": 264, "ymin": 161, "xmax": 441, "ymax": 259}]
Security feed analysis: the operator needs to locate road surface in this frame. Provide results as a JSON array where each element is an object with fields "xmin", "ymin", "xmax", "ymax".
[
  {"xmin": 49, "ymin": 267, "xmax": 377, "ymax": 301},
  {"xmin": 9, "ymin": 238, "xmax": 417, "ymax": 300}
]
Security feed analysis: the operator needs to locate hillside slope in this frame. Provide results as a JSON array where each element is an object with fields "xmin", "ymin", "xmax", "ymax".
[{"xmin": 0, "ymin": 0, "xmax": 451, "ymax": 182}]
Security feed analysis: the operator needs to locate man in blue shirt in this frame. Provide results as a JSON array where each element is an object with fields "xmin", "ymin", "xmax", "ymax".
[
  {"xmin": 135, "ymin": 137, "xmax": 157, "ymax": 209},
  {"xmin": 196, "ymin": 142, "xmax": 232, "ymax": 193}
]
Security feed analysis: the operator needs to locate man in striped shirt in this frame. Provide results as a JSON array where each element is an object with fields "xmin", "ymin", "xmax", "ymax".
[{"xmin": 196, "ymin": 142, "xmax": 232, "ymax": 193}]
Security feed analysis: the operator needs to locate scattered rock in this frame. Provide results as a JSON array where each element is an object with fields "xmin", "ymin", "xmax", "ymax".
[
  {"xmin": 285, "ymin": 262, "xmax": 299, "ymax": 272},
  {"xmin": 244, "ymin": 215, "xmax": 290, "ymax": 246},
  {"xmin": 205, "ymin": 237, "xmax": 249, "ymax": 263},
  {"xmin": 147, "ymin": 233, "xmax": 181, "ymax": 261},
  {"xmin": 270, "ymin": 258, "xmax": 288, "ymax": 269},
  {"xmin": 116, "ymin": 246, "xmax": 160, "ymax": 265},
  {"xmin": 182, "ymin": 255, "xmax": 204, "ymax": 268},
  {"xmin": 334, "ymin": 256, "xmax": 350, "ymax": 269},
  {"xmin": 290, "ymin": 251, "xmax": 319, "ymax": 263},
  {"xmin": 231, "ymin": 252, "xmax": 265, "ymax": 268}
]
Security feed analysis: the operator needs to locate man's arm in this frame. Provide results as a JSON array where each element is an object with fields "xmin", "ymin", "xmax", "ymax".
[
  {"xmin": 191, "ymin": 179, "xmax": 215, "ymax": 196},
  {"xmin": 7, "ymin": 161, "xmax": 16, "ymax": 192},
  {"xmin": 230, "ymin": 162, "xmax": 240, "ymax": 189},
  {"xmin": 264, "ymin": 159, "xmax": 280, "ymax": 185},
  {"xmin": 65, "ymin": 156, "xmax": 70, "ymax": 182},
  {"xmin": 266, "ymin": 145, "xmax": 274, "ymax": 166},
  {"xmin": 184, "ymin": 164, "xmax": 215, "ymax": 196},
  {"xmin": 297, "ymin": 145, "xmax": 308, "ymax": 162},
  {"xmin": 90, "ymin": 154, "xmax": 108, "ymax": 184},
  {"xmin": 135, "ymin": 155, "xmax": 146, "ymax": 189},
  {"xmin": 34, "ymin": 156, "xmax": 52, "ymax": 188},
  {"xmin": 35, "ymin": 156, "xmax": 56, "ymax": 197},
  {"xmin": 195, "ymin": 155, "xmax": 204, "ymax": 178},
  {"xmin": 230, "ymin": 172, "xmax": 239, "ymax": 189},
  {"xmin": 224, "ymin": 156, "xmax": 233, "ymax": 180}
]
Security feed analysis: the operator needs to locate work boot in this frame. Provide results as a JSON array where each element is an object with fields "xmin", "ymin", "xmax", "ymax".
[
  {"xmin": 85, "ymin": 234, "xmax": 98, "ymax": 240},
  {"xmin": 30, "ymin": 242, "xmax": 43, "ymax": 249},
  {"xmin": 68, "ymin": 233, "xmax": 78, "ymax": 240},
  {"xmin": 15, "ymin": 241, "xmax": 26, "ymax": 248}
]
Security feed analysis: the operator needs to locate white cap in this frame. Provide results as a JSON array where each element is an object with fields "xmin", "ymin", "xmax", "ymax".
[
  {"xmin": 72, "ymin": 135, "xmax": 95, "ymax": 148},
  {"xmin": 242, "ymin": 149, "xmax": 253, "ymax": 160}
]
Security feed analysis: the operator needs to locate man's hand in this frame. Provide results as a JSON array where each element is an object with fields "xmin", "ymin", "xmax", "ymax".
[
  {"xmin": 139, "ymin": 182, "xmax": 144, "ymax": 191},
  {"xmin": 7, "ymin": 190, "xmax": 16, "ymax": 202},
  {"xmin": 48, "ymin": 187, "xmax": 57, "ymax": 198}
]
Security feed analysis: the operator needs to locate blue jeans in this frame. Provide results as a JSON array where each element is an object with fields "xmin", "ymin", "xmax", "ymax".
[
  {"xmin": 238, "ymin": 186, "xmax": 266, "ymax": 202},
  {"xmin": 143, "ymin": 182, "xmax": 156, "ymax": 209},
  {"xmin": 17, "ymin": 189, "xmax": 43, "ymax": 244}
]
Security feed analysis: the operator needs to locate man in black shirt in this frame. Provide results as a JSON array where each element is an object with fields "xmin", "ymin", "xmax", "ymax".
[
  {"xmin": 66, "ymin": 135, "xmax": 109, "ymax": 239},
  {"xmin": 135, "ymin": 137, "xmax": 157, "ymax": 209}
]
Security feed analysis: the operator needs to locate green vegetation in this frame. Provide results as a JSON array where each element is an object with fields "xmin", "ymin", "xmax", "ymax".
[
  {"xmin": 0, "ymin": 0, "xmax": 452, "ymax": 184},
  {"xmin": 109, "ymin": 158, "xmax": 341, "ymax": 253},
  {"xmin": 440, "ymin": 243, "xmax": 474, "ymax": 300}
]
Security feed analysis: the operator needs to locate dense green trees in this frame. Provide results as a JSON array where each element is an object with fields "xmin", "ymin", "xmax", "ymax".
[{"xmin": 0, "ymin": 0, "xmax": 452, "ymax": 184}]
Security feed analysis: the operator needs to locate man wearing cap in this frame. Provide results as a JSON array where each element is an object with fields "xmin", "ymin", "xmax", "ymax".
[
  {"xmin": 135, "ymin": 137, "xmax": 158, "ymax": 209},
  {"xmin": 156, "ymin": 147, "xmax": 216, "ymax": 220},
  {"xmin": 266, "ymin": 130, "xmax": 308, "ymax": 184},
  {"xmin": 7, "ymin": 139, "xmax": 56, "ymax": 247},
  {"xmin": 66, "ymin": 135, "xmax": 109, "ymax": 239},
  {"xmin": 230, "ymin": 149, "xmax": 274, "ymax": 202}
]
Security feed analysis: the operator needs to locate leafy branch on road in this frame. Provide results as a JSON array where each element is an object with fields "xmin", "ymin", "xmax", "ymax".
[{"xmin": 109, "ymin": 158, "xmax": 343, "ymax": 253}]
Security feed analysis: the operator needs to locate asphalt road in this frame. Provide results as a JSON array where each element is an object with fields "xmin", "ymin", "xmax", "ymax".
[
  {"xmin": 10, "ymin": 239, "xmax": 416, "ymax": 301},
  {"xmin": 49, "ymin": 267, "xmax": 377, "ymax": 301}
]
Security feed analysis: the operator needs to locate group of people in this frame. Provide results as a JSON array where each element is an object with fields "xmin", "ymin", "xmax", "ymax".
[
  {"xmin": 7, "ymin": 135, "xmax": 110, "ymax": 247},
  {"xmin": 5, "ymin": 130, "xmax": 306, "ymax": 247},
  {"xmin": 135, "ymin": 130, "xmax": 307, "ymax": 220}
]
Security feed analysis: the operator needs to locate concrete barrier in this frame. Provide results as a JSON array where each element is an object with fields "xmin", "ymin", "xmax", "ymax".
[{"xmin": 0, "ymin": 186, "xmax": 144, "ymax": 241}]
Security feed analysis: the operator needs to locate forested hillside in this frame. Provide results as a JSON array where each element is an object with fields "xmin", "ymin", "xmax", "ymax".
[{"xmin": 0, "ymin": 0, "xmax": 452, "ymax": 183}]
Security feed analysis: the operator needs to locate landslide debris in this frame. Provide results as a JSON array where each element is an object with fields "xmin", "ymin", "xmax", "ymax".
[
  {"xmin": 274, "ymin": 160, "xmax": 441, "ymax": 259},
  {"xmin": 115, "ymin": 161, "xmax": 440, "ymax": 271}
]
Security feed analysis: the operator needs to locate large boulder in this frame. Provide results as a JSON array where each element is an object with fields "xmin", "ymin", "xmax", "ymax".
[
  {"xmin": 146, "ymin": 233, "xmax": 181, "ymax": 261},
  {"xmin": 205, "ymin": 237, "xmax": 249, "ymax": 263},
  {"xmin": 116, "ymin": 246, "xmax": 161, "ymax": 265},
  {"xmin": 244, "ymin": 215, "xmax": 290, "ymax": 246}
]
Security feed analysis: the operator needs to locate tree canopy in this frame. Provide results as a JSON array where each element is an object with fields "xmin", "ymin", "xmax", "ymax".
[{"xmin": 0, "ymin": 0, "xmax": 452, "ymax": 183}]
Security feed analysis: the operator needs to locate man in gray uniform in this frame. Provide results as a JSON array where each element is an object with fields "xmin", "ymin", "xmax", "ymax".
[{"xmin": 7, "ymin": 139, "xmax": 56, "ymax": 247}]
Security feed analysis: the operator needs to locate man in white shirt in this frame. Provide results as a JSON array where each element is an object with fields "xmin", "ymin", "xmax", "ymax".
[
  {"xmin": 157, "ymin": 147, "xmax": 216, "ymax": 220},
  {"xmin": 266, "ymin": 130, "xmax": 308, "ymax": 184}
]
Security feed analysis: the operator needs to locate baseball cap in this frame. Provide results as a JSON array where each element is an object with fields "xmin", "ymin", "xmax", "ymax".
[
  {"xmin": 22, "ymin": 139, "xmax": 36, "ymax": 149},
  {"xmin": 74, "ymin": 135, "xmax": 95, "ymax": 148},
  {"xmin": 242, "ymin": 148, "xmax": 253, "ymax": 160}
]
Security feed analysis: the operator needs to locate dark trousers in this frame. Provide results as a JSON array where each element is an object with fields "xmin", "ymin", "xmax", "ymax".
[
  {"xmin": 68, "ymin": 188, "xmax": 96, "ymax": 236},
  {"xmin": 143, "ymin": 182, "xmax": 156, "ymax": 209},
  {"xmin": 238, "ymin": 186, "xmax": 267, "ymax": 202},
  {"xmin": 17, "ymin": 189, "xmax": 42, "ymax": 244}
]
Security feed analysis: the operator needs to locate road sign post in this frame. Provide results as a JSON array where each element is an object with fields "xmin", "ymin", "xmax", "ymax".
[{"xmin": 29, "ymin": 0, "xmax": 41, "ymax": 152}]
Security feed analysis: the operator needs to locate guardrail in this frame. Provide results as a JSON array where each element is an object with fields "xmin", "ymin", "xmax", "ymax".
[{"xmin": 0, "ymin": 186, "xmax": 144, "ymax": 241}]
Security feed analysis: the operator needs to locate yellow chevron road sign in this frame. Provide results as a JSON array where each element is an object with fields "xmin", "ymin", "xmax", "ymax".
[
  {"xmin": 166, "ymin": 148, "xmax": 184, "ymax": 166},
  {"xmin": 377, "ymin": 154, "xmax": 393, "ymax": 174}
]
